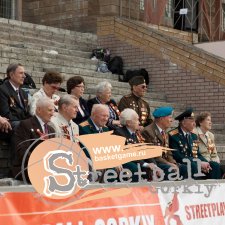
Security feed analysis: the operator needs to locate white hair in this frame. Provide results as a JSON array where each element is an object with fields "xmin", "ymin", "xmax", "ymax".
[
  {"xmin": 91, "ymin": 104, "xmax": 109, "ymax": 115},
  {"xmin": 96, "ymin": 81, "xmax": 112, "ymax": 95},
  {"xmin": 58, "ymin": 94, "xmax": 77, "ymax": 110},
  {"xmin": 120, "ymin": 108, "xmax": 138, "ymax": 126},
  {"xmin": 36, "ymin": 97, "xmax": 54, "ymax": 108}
]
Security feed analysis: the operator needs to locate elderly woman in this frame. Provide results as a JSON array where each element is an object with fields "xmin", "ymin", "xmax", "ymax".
[
  {"xmin": 66, "ymin": 76, "xmax": 89, "ymax": 124},
  {"xmin": 87, "ymin": 81, "xmax": 120, "ymax": 130},
  {"xmin": 30, "ymin": 71, "xmax": 63, "ymax": 115},
  {"xmin": 195, "ymin": 112, "xmax": 220, "ymax": 163}
]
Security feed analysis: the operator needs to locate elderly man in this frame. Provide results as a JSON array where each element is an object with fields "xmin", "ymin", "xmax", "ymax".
[
  {"xmin": 50, "ymin": 94, "xmax": 79, "ymax": 141},
  {"xmin": 0, "ymin": 63, "xmax": 30, "ymax": 129},
  {"xmin": 142, "ymin": 106, "xmax": 188, "ymax": 180},
  {"xmin": 118, "ymin": 76, "xmax": 152, "ymax": 128},
  {"xmin": 169, "ymin": 108, "xmax": 221, "ymax": 179},
  {"xmin": 79, "ymin": 104, "xmax": 109, "ymax": 135},
  {"xmin": 113, "ymin": 108, "xmax": 163, "ymax": 182},
  {"xmin": 12, "ymin": 97, "xmax": 55, "ymax": 182}
]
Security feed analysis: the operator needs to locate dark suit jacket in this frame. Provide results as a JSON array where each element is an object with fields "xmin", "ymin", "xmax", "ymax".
[
  {"xmin": 12, "ymin": 116, "xmax": 55, "ymax": 181},
  {"xmin": 79, "ymin": 118, "xmax": 109, "ymax": 135},
  {"xmin": 113, "ymin": 126, "xmax": 154, "ymax": 166},
  {"xmin": 0, "ymin": 80, "xmax": 30, "ymax": 122},
  {"xmin": 73, "ymin": 97, "xmax": 90, "ymax": 124},
  {"xmin": 142, "ymin": 122, "xmax": 176, "ymax": 165},
  {"xmin": 87, "ymin": 97, "xmax": 120, "ymax": 130}
]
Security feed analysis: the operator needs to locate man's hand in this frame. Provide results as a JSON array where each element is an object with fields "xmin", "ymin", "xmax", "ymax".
[
  {"xmin": 148, "ymin": 163, "xmax": 164, "ymax": 178},
  {"xmin": 0, "ymin": 116, "xmax": 12, "ymax": 133},
  {"xmin": 201, "ymin": 161, "xmax": 212, "ymax": 173}
]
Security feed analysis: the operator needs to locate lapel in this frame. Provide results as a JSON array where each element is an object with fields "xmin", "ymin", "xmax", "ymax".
[
  {"xmin": 88, "ymin": 118, "xmax": 99, "ymax": 134},
  {"xmin": 6, "ymin": 80, "xmax": 28, "ymax": 110},
  {"xmin": 178, "ymin": 126, "xmax": 191, "ymax": 151},
  {"xmin": 196, "ymin": 127, "xmax": 208, "ymax": 147},
  {"xmin": 6, "ymin": 81, "xmax": 21, "ymax": 106},
  {"xmin": 153, "ymin": 123, "xmax": 164, "ymax": 144},
  {"xmin": 29, "ymin": 116, "xmax": 44, "ymax": 138}
]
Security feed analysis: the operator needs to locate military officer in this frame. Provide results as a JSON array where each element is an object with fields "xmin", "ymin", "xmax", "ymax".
[
  {"xmin": 169, "ymin": 108, "xmax": 221, "ymax": 179},
  {"xmin": 118, "ymin": 76, "xmax": 152, "ymax": 128},
  {"xmin": 142, "ymin": 106, "xmax": 188, "ymax": 180}
]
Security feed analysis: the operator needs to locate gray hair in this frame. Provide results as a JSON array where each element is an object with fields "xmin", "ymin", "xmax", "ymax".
[
  {"xmin": 91, "ymin": 104, "xmax": 109, "ymax": 116},
  {"xmin": 58, "ymin": 94, "xmax": 77, "ymax": 110},
  {"xmin": 120, "ymin": 108, "xmax": 138, "ymax": 126},
  {"xmin": 6, "ymin": 63, "xmax": 23, "ymax": 78},
  {"xmin": 36, "ymin": 97, "xmax": 54, "ymax": 108},
  {"xmin": 96, "ymin": 81, "xmax": 112, "ymax": 95}
]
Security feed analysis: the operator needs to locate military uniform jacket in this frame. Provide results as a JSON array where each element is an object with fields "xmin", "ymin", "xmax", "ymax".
[
  {"xmin": 142, "ymin": 122, "xmax": 176, "ymax": 165},
  {"xmin": 79, "ymin": 118, "xmax": 109, "ymax": 135},
  {"xmin": 0, "ymin": 80, "xmax": 30, "ymax": 122},
  {"xmin": 118, "ymin": 93, "xmax": 152, "ymax": 127},
  {"xmin": 194, "ymin": 127, "xmax": 220, "ymax": 163},
  {"xmin": 50, "ymin": 113, "xmax": 79, "ymax": 141},
  {"xmin": 169, "ymin": 126, "xmax": 207, "ymax": 164}
]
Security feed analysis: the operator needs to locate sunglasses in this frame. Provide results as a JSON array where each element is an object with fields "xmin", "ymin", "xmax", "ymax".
[{"xmin": 140, "ymin": 85, "xmax": 147, "ymax": 89}]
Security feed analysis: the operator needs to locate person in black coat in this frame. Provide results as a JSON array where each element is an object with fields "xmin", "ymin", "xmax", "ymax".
[
  {"xmin": 0, "ymin": 64, "xmax": 30, "ymax": 129},
  {"xmin": 67, "ymin": 76, "xmax": 90, "ymax": 124},
  {"xmin": 113, "ymin": 108, "xmax": 164, "ymax": 182},
  {"xmin": 87, "ymin": 81, "xmax": 120, "ymax": 130},
  {"xmin": 12, "ymin": 97, "xmax": 55, "ymax": 183}
]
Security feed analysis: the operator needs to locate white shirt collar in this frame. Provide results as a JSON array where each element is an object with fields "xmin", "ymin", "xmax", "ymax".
[
  {"xmin": 9, "ymin": 81, "xmax": 19, "ymax": 92},
  {"xmin": 35, "ymin": 115, "xmax": 46, "ymax": 132}
]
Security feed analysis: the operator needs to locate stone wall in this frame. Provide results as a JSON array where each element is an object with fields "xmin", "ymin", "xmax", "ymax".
[{"xmin": 97, "ymin": 17, "xmax": 225, "ymax": 123}]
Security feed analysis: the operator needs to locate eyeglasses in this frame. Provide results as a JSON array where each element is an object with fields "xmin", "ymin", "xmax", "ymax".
[
  {"xmin": 75, "ymin": 85, "xmax": 85, "ymax": 89},
  {"xmin": 50, "ymin": 85, "xmax": 60, "ymax": 90}
]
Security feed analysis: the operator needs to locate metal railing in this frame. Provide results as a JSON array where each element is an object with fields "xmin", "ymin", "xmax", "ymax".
[
  {"xmin": 0, "ymin": 0, "xmax": 15, "ymax": 19},
  {"xmin": 119, "ymin": 0, "xmax": 225, "ymax": 42}
]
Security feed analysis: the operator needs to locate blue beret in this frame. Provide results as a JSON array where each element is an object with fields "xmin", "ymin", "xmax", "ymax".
[
  {"xmin": 175, "ymin": 108, "xmax": 194, "ymax": 121},
  {"xmin": 153, "ymin": 106, "xmax": 174, "ymax": 118}
]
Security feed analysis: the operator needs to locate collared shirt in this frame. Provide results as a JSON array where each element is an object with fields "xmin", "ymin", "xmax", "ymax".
[
  {"xmin": 90, "ymin": 118, "xmax": 103, "ymax": 133},
  {"xmin": 9, "ymin": 81, "xmax": 19, "ymax": 92}
]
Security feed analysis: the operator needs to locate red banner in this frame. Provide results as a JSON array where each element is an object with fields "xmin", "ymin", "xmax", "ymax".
[{"xmin": 0, "ymin": 187, "xmax": 164, "ymax": 225}]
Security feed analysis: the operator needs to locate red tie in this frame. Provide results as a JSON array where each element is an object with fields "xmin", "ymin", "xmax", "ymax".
[{"xmin": 44, "ymin": 123, "xmax": 49, "ymax": 134}]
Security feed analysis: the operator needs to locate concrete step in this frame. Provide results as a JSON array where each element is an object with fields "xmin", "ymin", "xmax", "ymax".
[
  {"xmin": 6, "ymin": 41, "xmax": 92, "ymax": 59},
  {"xmin": 0, "ymin": 31, "xmax": 95, "ymax": 52},
  {"xmin": 0, "ymin": 43, "xmax": 97, "ymax": 68},
  {"xmin": 0, "ymin": 18, "xmax": 97, "ymax": 44}
]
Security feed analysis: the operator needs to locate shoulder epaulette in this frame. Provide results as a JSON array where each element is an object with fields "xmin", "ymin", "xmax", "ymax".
[
  {"xmin": 124, "ymin": 94, "xmax": 132, "ymax": 98},
  {"xmin": 79, "ymin": 121, "xmax": 89, "ymax": 127},
  {"xmin": 169, "ymin": 129, "xmax": 179, "ymax": 136}
]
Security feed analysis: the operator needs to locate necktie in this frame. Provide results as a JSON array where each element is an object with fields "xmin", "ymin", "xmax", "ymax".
[
  {"xmin": 186, "ymin": 133, "xmax": 191, "ymax": 148},
  {"xmin": 16, "ymin": 89, "xmax": 24, "ymax": 108},
  {"xmin": 44, "ymin": 123, "xmax": 49, "ymax": 134},
  {"xmin": 131, "ymin": 133, "xmax": 138, "ymax": 142}
]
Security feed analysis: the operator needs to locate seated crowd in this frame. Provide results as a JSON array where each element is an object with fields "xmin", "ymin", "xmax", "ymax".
[{"xmin": 0, "ymin": 63, "xmax": 223, "ymax": 182}]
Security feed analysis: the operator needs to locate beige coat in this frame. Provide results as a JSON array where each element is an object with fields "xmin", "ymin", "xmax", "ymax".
[
  {"xmin": 50, "ymin": 113, "xmax": 79, "ymax": 141},
  {"xmin": 194, "ymin": 127, "xmax": 220, "ymax": 163}
]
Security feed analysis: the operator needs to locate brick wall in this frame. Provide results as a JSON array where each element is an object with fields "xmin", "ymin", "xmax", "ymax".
[
  {"xmin": 22, "ymin": 0, "xmax": 121, "ymax": 33},
  {"xmin": 97, "ymin": 17, "xmax": 225, "ymax": 123}
]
